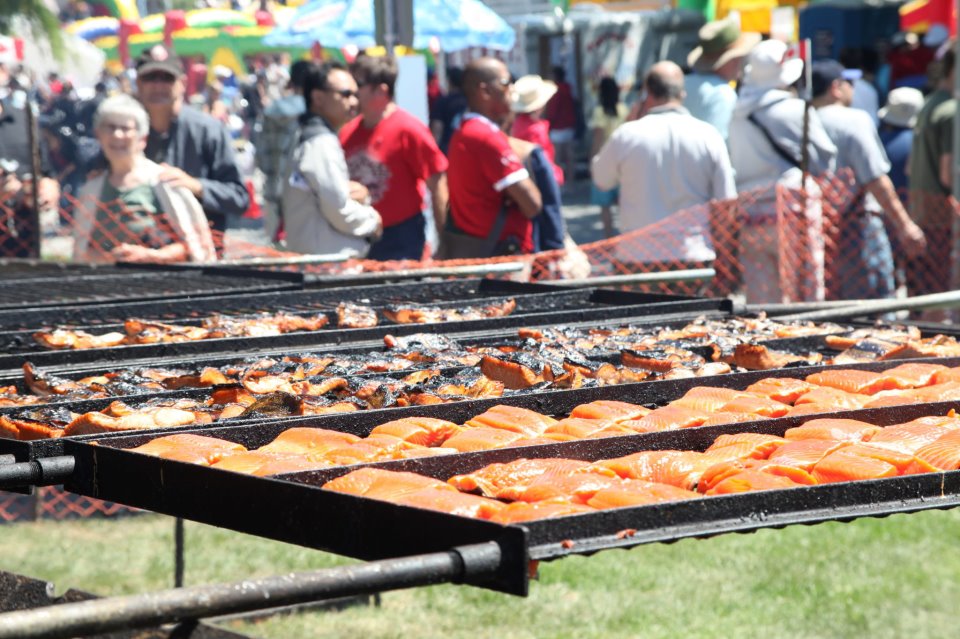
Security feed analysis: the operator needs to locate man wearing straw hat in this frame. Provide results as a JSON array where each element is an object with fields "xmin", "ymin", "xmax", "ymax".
[{"xmin": 684, "ymin": 15, "xmax": 761, "ymax": 139}]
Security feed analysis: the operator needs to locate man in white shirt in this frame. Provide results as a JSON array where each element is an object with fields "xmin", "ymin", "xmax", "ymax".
[{"xmin": 591, "ymin": 61, "xmax": 736, "ymax": 263}]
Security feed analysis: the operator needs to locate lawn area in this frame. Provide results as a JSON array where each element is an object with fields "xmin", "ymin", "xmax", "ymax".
[{"xmin": 3, "ymin": 508, "xmax": 960, "ymax": 638}]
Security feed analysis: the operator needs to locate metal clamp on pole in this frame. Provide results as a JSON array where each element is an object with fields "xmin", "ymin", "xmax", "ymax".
[
  {"xmin": 0, "ymin": 542, "xmax": 506, "ymax": 639},
  {"xmin": 0, "ymin": 456, "xmax": 75, "ymax": 491}
]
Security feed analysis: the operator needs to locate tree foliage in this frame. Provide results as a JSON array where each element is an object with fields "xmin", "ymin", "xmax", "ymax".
[{"xmin": 0, "ymin": 0, "xmax": 64, "ymax": 58}]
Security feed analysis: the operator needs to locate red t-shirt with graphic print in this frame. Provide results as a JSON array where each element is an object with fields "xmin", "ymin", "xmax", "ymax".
[
  {"xmin": 339, "ymin": 108, "xmax": 448, "ymax": 228},
  {"xmin": 447, "ymin": 113, "xmax": 533, "ymax": 253}
]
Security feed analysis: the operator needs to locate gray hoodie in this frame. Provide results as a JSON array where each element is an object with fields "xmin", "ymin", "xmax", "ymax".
[
  {"xmin": 728, "ymin": 88, "xmax": 837, "ymax": 194},
  {"xmin": 281, "ymin": 114, "xmax": 380, "ymax": 257}
]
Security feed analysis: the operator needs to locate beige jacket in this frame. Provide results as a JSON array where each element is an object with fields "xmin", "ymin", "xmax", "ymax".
[{"xmin": 73, "ymin": 159, "xmax": 217, "ymax": 263}]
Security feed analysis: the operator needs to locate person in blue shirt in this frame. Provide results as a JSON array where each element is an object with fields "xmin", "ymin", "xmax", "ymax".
[{"xmin": 878, "ymin": 87, "xmax": 925, "ymax": 199}]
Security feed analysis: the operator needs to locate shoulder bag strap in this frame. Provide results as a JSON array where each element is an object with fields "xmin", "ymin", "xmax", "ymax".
[{"xmin": 747, "ymin": 101, "xmax": 802, "ymax": 169}]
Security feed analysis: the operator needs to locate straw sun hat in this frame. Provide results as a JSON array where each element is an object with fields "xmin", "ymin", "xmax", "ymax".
[
  {"xmin": 510, "ymin": 75, "xmax": 558, "ymax": 114},
  {"xmin": 687, "ymin": 15, "xmax": 762, "ymax": 72}
]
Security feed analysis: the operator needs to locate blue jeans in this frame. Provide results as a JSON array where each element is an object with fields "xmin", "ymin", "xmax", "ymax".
[
  {"xmin": 366, "ymin": 213, "xmax": 426, "ymax": 261},
  {"xmin": 838, "ymin": 213, "xmax": 895, "ymax": 300}
]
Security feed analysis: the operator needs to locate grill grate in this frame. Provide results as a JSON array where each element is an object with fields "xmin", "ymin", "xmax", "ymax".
[{"xmin": 0, "ymin": 272, "xmax": 297, "ymax": 309}]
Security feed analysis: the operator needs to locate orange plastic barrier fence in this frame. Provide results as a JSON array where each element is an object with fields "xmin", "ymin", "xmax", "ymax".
[{"xmin": 2, "ymin": 173, "xmax": 959, "ymax": 303}]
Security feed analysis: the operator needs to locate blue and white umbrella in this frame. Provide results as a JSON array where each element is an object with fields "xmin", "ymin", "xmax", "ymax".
[{"xmin": 263, "ymin": 0, "xmax": 515, "ymax": 52}]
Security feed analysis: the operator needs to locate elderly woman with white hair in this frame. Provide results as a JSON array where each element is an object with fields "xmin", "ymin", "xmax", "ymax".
[{"xmin": 73, "ymin": 94, "xmax": 216, "ymax": 263}]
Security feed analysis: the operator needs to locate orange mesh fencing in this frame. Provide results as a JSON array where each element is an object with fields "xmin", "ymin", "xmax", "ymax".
[
  {"xmin": 0, "ymin": 487, "xmax": 139, "ymax": 524},
  {"xmin": 3, "ymin": 174, "xmax": 958, "ymax": 303}
]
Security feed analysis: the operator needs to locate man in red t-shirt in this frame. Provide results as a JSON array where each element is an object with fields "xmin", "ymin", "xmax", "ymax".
[
  {"xmin": 445, "ymin": 58, "xmax": 542, "ymax": 256},
  {"xmin": 339, "ymin": 54, "xmax": 449, "ymax": 260}
]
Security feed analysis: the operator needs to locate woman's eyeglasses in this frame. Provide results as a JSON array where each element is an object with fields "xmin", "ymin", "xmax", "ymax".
[{"xmin": 98, "ymin": 122, "xmax": 139, "ymax": 136}]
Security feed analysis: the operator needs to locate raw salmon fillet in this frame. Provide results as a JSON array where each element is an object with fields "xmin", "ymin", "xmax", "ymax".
[
  {"xmin": 395, "ymin": 487, "xmax": 506, "ymax": 519},
  {"xmin": 868, "ymin": 416, "xmax": 960, "ymax": 454},
  {"xmin": 706, "ymin": 432, "xmax": 787, "ymax": 460},
  {"xmin": 718, "ymin": 394, "xmax": 790, "ymax": 418},
  {"xmin": 321, "ymin": 434, "xmax": 417, "ymax": 465},
  {"xmin": 698, "ymin": 459, "xmax": 816, "ymax": 493},
  {"xmin": 671, "ymin": 386, "xmax": 750, "ymax": 412},
  {"xmin": 792, "ymin": 386, "xmax": 869, "ymax": 409},
  {"xmin": 464, "ymin": 405, "xmax": 558, "ymax": 437},
  {"xmin": 912, "ymin": 429, "xmax": 960, "ymax": 471},
  {"xmin": 745, "ymin": 377, "xmax": 817, "ymax": 404},
  {"xmin": 784, "ymin": 403, "xmax": 835, "ymax": 417},
  {"xmin": 586, "ymin": 480, "xmax": 700, "ymax": 509},
  {"xmin": 804, "ymin": 369, "xmax": 890, "ymax": 395},
  {"xmin": 861, "ymin": 392, "xmax": 918, "ymax": 409},
  {"xmin": 784, "ymin": 418, "xmax": 881, "ymax": 443},
  {"xmin": 498, "ymin": 472, "xmax": 623, "ymax": 503},
  {"xmin": 768, "ymin": 439, "xmax": 850, "ymax": 471},
  {"xmin": 906, "ymin": 382, "xmax": 960, "ymax": 403},
  {"xmin": 369, "ymin": 417, "xmax": 462, "ymax": 447},
  {"xmin": 442, "ymin": 427, "xmax": 524, "ymax": 452},
  {"xmin": 448, "ymin": 458, "xmax": 590, "ymax": 497},
  {"xmin": 545, "ymin": 417, "xmax": 613, "ymax": 438},
  {"xmin": 588, "ymin": 450, "xmax": 716, "ymax": 490},
  {"xmin": 625, "ymin": 405, "xmax": 710, "ymax": 433},
  {"xmin": 811, "ymin": 449, "xmax": 898, "ymax": 483},
  {"xmin": 489, "ymin": 500, "xmax": 596, "ymax": 524},
  {"xmin": 323, "ymin": 467, "xmax": 454, "ymax": 499},
  {"xmin": 568, "ymin": 400, "xmax": 650, "ymax": 422},
  {"xmin": 130, "ymin": 434, "xmax": 246, "ymax": 466},
  {"xmin": 258, "ymin": 428, "xmax": 360, "ymax": 457},
  {"xmin": 699, "ymin": 412, "xmax": 771, "ymax": 427},
  {"xmin": 931, "ymin": 367, "xmax": 960, "ymax": 385},
  {"xmin": 253, "ymin": 455, "xmax": 334, "ymax": 476},
  {"xmin": 705, "ymin": 470, "xmax": 806, "ymax": 495},
  {"xmin": 836, "ymin": 444, "xmax": 916, "ymax": 473},
  {"xmin": 588, "ymin": 423, "xmax": 649, "ymax": 438},
  {"xmin": 875, "ymin": 362, "xmax": 948, "ymax": 389},
  {"xmin": 211, "ymin": 450, "xmax": 302, "ymax": 474}
]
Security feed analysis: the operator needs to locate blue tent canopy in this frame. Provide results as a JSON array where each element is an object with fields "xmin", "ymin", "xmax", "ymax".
[{"xmin": 263, "ymin": 0, "xmax": 516, "ymax": 51}]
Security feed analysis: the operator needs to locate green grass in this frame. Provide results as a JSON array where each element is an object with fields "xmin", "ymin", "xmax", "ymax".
[{"xmin": 4, "ymin": 508, "xmax": 960, "ymax": 638}]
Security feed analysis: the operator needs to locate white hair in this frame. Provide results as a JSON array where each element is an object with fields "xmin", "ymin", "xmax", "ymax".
[{"xmin": 93, "ymin": 94, "xmax": 150, "ymax": 137}]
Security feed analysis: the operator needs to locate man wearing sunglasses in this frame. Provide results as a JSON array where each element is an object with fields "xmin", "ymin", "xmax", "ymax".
[
  {"xmin": 340, "ymin": 54, "xmax": 448, "ymax": 260},
  {"xmin": 281, "ymin": 61, "xmax": 382, "ymax": 257},
  {"xmin": 443, "ymin": 57, "xmax": 542, "ymax": 258},
  {"xmin": 134, "ymin": 45, "xmax": 249, "ymax": 243}
]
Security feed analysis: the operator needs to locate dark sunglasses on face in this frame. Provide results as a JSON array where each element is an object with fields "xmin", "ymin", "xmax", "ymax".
[{"xmin": 327, "ymin": 88, "xmax": 358, "ymax": 99}]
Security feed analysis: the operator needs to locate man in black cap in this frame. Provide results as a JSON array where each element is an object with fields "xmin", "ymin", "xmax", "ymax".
[
  {"xmin": 135, "ymin": 44, "xmax": 249, "ymax": 238},
  {"xmin": 811, "ymin": 59, "xmax": 925, "ymax": 300}
]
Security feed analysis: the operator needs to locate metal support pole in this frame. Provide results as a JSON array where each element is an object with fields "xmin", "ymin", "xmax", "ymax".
[
  {"xmin": 775, "ymin": 289, "xmax": 960, "ymax": 321},
  {"xmin": 0, "ymin": 456, "xmax": 75, "ymax": 491},
  {"xmin": 24, "ymin": 97, "xmax": 41, "ymax": 259},
  {"xmin": 174, "ymin": 517, "xmax": 185, "ymax": 588},
  {"xmin": 0, "ymin": 542, "xmax": 506, "ymax": 639},
  {"xmin": 951, "ymin": 29, "xmax": 960, "ymax": 321}
]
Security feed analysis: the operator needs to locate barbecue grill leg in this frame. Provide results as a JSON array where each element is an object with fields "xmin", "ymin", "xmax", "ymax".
[{"xmin": 175, "ymin": 517, "xmax": 185, "ymax": 588}]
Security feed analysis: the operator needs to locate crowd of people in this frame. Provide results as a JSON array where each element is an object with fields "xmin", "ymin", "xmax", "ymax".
[
  {"xmin": 0, "ymin": 19, "xmax": 957, "ymax": 305},
  {"xmin": 590, "ymin": 17, "xmax": 955, "ymax": 307}
]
